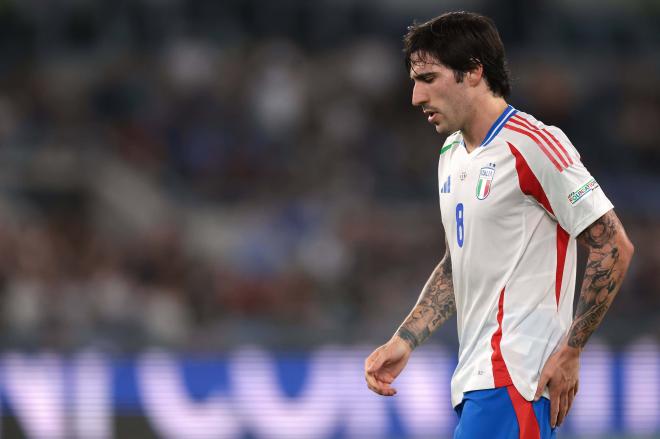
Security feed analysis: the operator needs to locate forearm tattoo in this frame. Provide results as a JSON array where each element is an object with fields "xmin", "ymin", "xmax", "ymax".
[
  {"xmin": 396, "ymin": 247, "xmax": 456, "ymax": 350},
  {"xmin": 569, "ymin": 210, "xmax": 631, "ymax": 349}
]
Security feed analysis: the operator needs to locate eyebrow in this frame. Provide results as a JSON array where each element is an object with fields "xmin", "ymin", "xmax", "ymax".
[{"xmin": 410, "ymin": 72, "xmax": 437, "ymax": 81}]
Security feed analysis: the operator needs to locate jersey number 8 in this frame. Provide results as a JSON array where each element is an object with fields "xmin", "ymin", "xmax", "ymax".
[{"xmin": 456, "ymin": 203, "xmax": 464, "ymax": 247}]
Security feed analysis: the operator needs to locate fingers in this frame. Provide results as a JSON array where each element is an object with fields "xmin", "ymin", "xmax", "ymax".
[
  {"xmin": 365, "ymin": 374, "xmax": 397, "ymax": 396},
  {"xmin": 549, "ymin": 381, "xmax": 579, "ymax": 427},
  {"xmin": 365, "ymin": 352, "xmax": 384, "ymax": 394},
  {"xmin": 549, "ymin": 389, "xmax": 560, "ymax": 428},
  {"xmin": 364, "ymin": 348, "xmax": 397, "ymax": 396},
  {"xmin": 563, "ymin": 384, "xmax": 578, "ymax": 424},
  {"xmin": 364, "ymin": 367, "xmax": 397, "ymax": 396},
  {"xmin": 556, "ymin": 392, "xmax": 569, "ymax": 427}
]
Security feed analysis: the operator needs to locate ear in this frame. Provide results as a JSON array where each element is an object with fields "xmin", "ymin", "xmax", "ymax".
[{"xmin": 466, "ymin": 64, "xmax": 484, "ymax": 87}]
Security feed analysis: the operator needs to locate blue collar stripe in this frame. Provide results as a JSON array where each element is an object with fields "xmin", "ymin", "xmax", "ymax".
[{"xmin": 481, "ymin": 105, "xmax": 516, "ymax": 147}]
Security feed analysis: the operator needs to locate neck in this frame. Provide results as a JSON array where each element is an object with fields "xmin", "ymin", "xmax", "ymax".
[{"xmin": 462, "ymin": 97, "xmax": 509, "ymax": 153}]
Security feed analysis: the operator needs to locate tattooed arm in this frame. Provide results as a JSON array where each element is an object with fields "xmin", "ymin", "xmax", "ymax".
[
  {"xmin": 395, "ymin": 242, "xmax": 455, "ymax": 350},
  {"xmin": 569, "ymin": 210, "xmax": 634, "ymax": 348},
  {"xmin": 365, "ymin": 239, "xmax": 455, "ymax": 396},
  {"xmin": 535, "ymin": 209, "xmax": 634, "ymax": 427}
]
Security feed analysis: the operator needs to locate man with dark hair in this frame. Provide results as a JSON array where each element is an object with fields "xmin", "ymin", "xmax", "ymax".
[{"xmin": 365, "ymin": 11, "xmax": 634, "ymax": 438}]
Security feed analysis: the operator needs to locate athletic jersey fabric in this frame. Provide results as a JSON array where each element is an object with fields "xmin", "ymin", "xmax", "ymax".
[
  {"xmin": 438, "ymin": 105, "xmax": 613, "ymax": 407},
  {"xmin": 454, "ymin": 386, "xmax": 556, "ymax": 439}
]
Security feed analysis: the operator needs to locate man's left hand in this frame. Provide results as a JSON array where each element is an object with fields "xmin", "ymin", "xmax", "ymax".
[{"xmin": 534, "ymin": 345, "xmax": 581, "ymax": 428}]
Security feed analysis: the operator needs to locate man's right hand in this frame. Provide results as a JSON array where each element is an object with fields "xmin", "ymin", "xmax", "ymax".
[{"xmin": 364, "ymin": 336, "xmax": 412, "ymax": 396}]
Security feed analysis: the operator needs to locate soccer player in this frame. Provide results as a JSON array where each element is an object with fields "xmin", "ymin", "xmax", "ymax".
[{"xmin": 364, "ymin": 11, "xmax": 634, "ymax": 439}]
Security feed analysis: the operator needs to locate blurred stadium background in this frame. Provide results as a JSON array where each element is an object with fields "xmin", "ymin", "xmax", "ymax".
[{"xmin": 0, "ymin": 0, "xmax": 658, "ymax": 438}]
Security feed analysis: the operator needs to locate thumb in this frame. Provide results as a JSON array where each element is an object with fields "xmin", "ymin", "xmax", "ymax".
[{"xmin": 534, "ymin": 372, "xmax": 550, "ymax": 401}]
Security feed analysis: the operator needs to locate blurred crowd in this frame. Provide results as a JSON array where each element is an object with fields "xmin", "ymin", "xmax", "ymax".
[{"xmin": 0, "ymin": 0, "xmax": 658, "ymax": 352}]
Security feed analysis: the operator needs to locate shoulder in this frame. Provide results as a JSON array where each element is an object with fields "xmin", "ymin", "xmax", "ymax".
[{"xmin": 499, "ymin": 110, "xmax": 579, "ymax": 173}]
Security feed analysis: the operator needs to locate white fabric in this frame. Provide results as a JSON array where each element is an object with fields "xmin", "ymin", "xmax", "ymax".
[{"xmin": 438, "ymin": 109, "xmax": 613, "ymax": 407}]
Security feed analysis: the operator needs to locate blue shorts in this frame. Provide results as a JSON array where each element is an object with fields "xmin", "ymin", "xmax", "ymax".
[{"xmin": 454, "ymin": 385, "xmax": 556, "ymax": 439}]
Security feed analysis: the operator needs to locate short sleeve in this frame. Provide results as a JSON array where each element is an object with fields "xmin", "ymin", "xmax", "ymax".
[
  {"xmin": 542, "ymin": 161, "xmax": 613, "ymax": 237},
  {"xmin": 508, "ymin": 137, "xmax": 613, "ymax": 238}
]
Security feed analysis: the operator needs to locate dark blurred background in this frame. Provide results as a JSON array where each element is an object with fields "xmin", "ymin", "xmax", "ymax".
[{"xmin": 0, "ymin": 0, "xmax": 658, "ymax": 437}]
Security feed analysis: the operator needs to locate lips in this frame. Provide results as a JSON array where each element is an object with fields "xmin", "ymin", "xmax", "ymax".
[{"xmin": 425, "ymin": 111, "xmax": 438, "ymax": 124}]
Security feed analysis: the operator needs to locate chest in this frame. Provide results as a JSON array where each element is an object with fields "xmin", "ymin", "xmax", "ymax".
[{"xmin": 438, "ymin": 144, "xmax": 522, "ymax": 232}]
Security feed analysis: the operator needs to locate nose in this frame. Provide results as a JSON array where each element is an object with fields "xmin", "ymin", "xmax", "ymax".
[{"xmin": 411, "ymin": 82, "xmax": 428, "ymax": 107}]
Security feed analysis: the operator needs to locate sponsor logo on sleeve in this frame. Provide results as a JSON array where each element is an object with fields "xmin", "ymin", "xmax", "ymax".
[{"xmin": 568, "ymin": 178, "xmax": 599, "ymax": 205}]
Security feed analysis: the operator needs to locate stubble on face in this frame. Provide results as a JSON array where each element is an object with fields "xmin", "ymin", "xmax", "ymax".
[{"xmin": 409, "ymin": 52, "xmax": 466, "ymax": 137}]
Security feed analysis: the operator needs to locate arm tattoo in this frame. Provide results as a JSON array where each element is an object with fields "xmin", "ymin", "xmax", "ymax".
[
  {"xmin": 396, "ymin": 244, "xmax": 455, "ymax": 350},
  {"xmin": 569, "ymin": 210, "xmax": 632, "ymax": 349}
]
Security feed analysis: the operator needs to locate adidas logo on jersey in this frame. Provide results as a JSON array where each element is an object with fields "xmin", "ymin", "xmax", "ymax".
[{"xmin": 440, "ymin": 175, "xmax": 451, "ymax": 193}]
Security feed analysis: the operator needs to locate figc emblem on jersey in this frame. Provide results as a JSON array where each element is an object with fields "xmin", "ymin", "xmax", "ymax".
[{"xmin": 476, "ymin": 163, "xmax": 496, "ymax": 200}]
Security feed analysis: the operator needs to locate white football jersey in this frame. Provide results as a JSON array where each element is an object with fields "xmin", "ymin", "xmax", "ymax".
[{"xmin": 438, "ymin": 105, "xmax": 613, "ymax": 407}]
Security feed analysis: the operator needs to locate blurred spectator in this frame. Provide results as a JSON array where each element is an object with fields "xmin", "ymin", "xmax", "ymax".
[{"xmin": 0, "ymin": 0, "xmax": 658, "ymax": 352}]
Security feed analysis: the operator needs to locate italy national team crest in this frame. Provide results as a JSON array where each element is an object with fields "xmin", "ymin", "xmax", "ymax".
[{"xmin": 476, "ymin": 163, "xmax": 496, "ymax": 200}]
